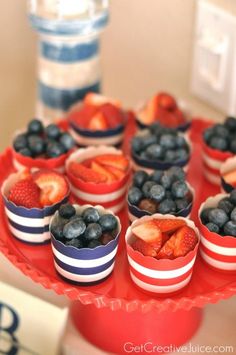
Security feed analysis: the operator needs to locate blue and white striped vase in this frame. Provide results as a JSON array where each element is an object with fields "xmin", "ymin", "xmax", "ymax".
[{"xmin": 28, "ymin": 0, "xmax": 109, "ymax": 119}]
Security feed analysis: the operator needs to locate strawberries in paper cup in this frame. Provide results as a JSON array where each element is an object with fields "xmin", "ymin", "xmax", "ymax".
[
  {"xmin": 199, "ymin": 194, "xmax": 236, "ymax": 272},
  {"xmin": 220, "ymin": 156, "xmax": 236, "ymax": 193},
  {"xmin": 125, "ymin": 214, "xmax": 200, "ymax": 294},
  {"xmin": 50, "ymin": 204, "xmax": 121, "ymax": 285},
  {"xmin": 66, "ymin": 146, "xmax": 131, "ymax": 213}
]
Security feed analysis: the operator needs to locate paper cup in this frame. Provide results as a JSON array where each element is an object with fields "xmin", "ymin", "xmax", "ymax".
[
  {"xmin": 125, "ymin": 214, "xmax": 200, "ymax": 294},
  {"xmin": 127, "ymin": 183, "xmax": 194, "ymax": 223},
  {"xmin": 50, "ymin": 204, "xmax": 121, "ymax": 285},
  {"xmin": 66, "ymin": 146, "xmax": 131, "ymax": 213},
  {"xmin": 1, "ymin": 172, "xmax": 70, "ymax": 244},
  {"xmin": 202, "ymin": 141, "xmax": 234, "ymax": 186},
  {"xmin": 220, "ymin": 156, "xmax": 236, "ymax": 193},
  {"xmin": 199, "ymin": 194, "xmax": 236, "ymax": 272}
]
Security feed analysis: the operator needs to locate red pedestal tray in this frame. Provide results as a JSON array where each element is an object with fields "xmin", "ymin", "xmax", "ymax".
[{"xmin": 0, "ymin": 119, "xmax": 236, "ymax": 354}]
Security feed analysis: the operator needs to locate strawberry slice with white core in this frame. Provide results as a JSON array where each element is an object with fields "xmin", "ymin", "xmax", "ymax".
[
  {"xmin": 84, "ymin": 93, "xmax": 121, "ymax": 108},
  {"xmin": 132, "ymin": 220, "xmax": 162, "ymax": 244}
]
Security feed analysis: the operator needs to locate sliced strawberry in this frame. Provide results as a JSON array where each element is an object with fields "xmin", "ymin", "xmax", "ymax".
[
  {"xmin": 157, "ymin": 225, "xmax": 198, "ymax": 259},
  {"xmin": 81, "ymin": 158, "xmax": 94, "ymax": 168},
  {"xmin": 152, "ymin": 219, "xmax": 186, "ymax": 234},
  {"xmin": 84, "ymin": 93, "xmax": 121, "ymax": 108},
  {"xmin": 18, "ymin": 168, "xmax": 31, "ymax": 181},
  {"xmin": 94, "ymin": 154, "xmax": 129, "ymax": 172},
  {"xmin": 132, "ymin": 238, "xmax": 158, "ymax": 257},
  {"xmin": 106, "ymin": 166, "xmax": 126, "ymax": 180},
  {"xmin": 132, "ymin": 220, "xmax": 162, "ymax": 245},
  {"xmin": 100, "ymin": 103, "xmax": 125, "ymax": 128},
  {"xmin": 142, "ymin": 95, "xmax": 159, "ymax": 124},
  {"xmin": 68, "ymin": 162, "xmax": 107, "ymax": 183},
  {"xmin": 88, "ymin": 111, "xmax": 108, "ymax": 131},
  {"xmin": 162, "ymin": 232, "xmax": 171, "ymax": 246},
  {"xmin": 174, "ymin": 108, "xmax": 186, "ymax": 124},
  {"xmin": 223, "ymin": 171, "xmax": 236, "ymax": 187},
  {"xmin": 33, "ymin": 170, "xmax": 69, "ymax": 206},
  {"xmin": 68, "ymin": 105, "xmax": 98, "ymax": 128},
  {"xmin": 91, "ymin": 161, "xmax": 116, "ymax": 183},
  {"xmin": 157, "ymin": 93, "xmax": 177, "ymax": 111},
  {"xmin": 8, "ymin": 178, "xmax": 41, "ymax": 208}
]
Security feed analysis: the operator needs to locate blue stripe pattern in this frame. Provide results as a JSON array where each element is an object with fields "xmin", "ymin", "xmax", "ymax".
[
  {"xmin": 54, "ymin": 256, "xmax": 114, "ymax": 275},
  {"xmin": 29, "ymin": 11, "xmax": 109, "ymax": 36},
  {"xmin": 8, "ymin": 219, "xmax": 49, "ymax": 234},
  {"xmin": 69, "ymin": 121, "xmax": 124, "ymax": 138},
  {"xmin": 39, "ymin": 81, "xmax": 100, "ymax": 110},
  {"xmin": 40, "ymin": 40, "xmax": 99, "ymax": 63}
]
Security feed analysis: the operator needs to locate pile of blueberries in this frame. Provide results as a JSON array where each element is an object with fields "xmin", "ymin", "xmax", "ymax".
[
  {"xmin": 203, "ymin": 116, "xmax": 236, "ymax": 153},
  {"xmin": 51, "ymin": 204, "xmax": 119, "ymax": 248},
  {"xmin": 200, "ymin": 190, "xmax": 236, "ymax": 237},
  {"xmin": 13, "ymin": 119, "xmax": 75, "ymax": 158},
  {"xmin": 131, "ymin": 123, "xmax": 190, "ymax": 163},
  {"xmin": 128, "ymin": 166, "xmax": 192, "ymax": 215}
]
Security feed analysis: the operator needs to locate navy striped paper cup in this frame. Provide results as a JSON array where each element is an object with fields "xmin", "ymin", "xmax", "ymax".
[
  {"xmin": 220, "ymin": 156, "xmax": 236, "ymax": 193},
  {"xmin": 128, "ymin": 183, "xmax": 194, "ymax": 223},
  {"xmin": 50, "ymin": 204, "xmax": 121, "ymax": 285},
  {"xmin": 1, "ymin": 172, "xmax": 69, "ymax": 245}
]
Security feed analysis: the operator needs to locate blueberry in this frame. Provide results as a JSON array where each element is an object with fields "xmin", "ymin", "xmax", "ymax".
[
  {"xmin": 87, "ymin": 240, "xmax": 102, "ymax": 248},
  {"xmin": 131, "ymin": 136, "xmax": 144, "ymax": 153},
  {"xmin": 142, "ymin": 181, "xmax": 156, "ymax": 198},
  {"xmin": 160, "ymin": 173, "xmax": 173, "ymax": 189},
  {"xmin": 13, "ymin": 134, "xmax": 28, "ymax": 151},
  {"xmin": 150, "ymin": 170, "xmax": 163, "ymax": 183},
  {"xmin": 230, "ymin": 139, "xmax": 236, "ymax": 153},
  {"xmin": 224, "ymin": 220, "xmax": 236, "ymax": 236},
  {"xmin": 18, "ymin": 148, "xmax": 32, "ymax": 157},
  {"xmin": 176, "ymin": 148, "xmax": 189, "ymax": 161},
  {"xmin": 128, "ymin": 186, "xmax": 143, "ymax": 205},
  {"xmin": 45, "ymin": 124, "xmax": 61, "ymax": 140},
  {"xmin": 218, "ymin": 198, "xmax": 234, "ymax": 215},
  {"xmin": 160, "ymin": 134, "xmax": 176, "ymax": 149},
  {"xmin": 231, "ymin": 207, "xmax": 236, "ymax": 222},
  {"xmin": 171, "ymin": 181, "xmax": 188, "ymax": 198},
  {"xmin": 176, "ymin": 135, "xmax": 187, "ymax": 148},
  {"xmin": 175, "ymin": 198, "xmax": 189, "ymax": 211},
  {"xmin": 145, "ymin": 144, "xmax": 164, "ymax": 160},
  {"xmin": 99, "ymin": 214, "xmax": 118, "ymax": 232},
  {"xmin": 51, "ymin": 222, "xmax": 64, "ymax": 241},
  {"xmin": 133, "ymin": 170, "xmax": 149, "ymax": 188},
  {"xmin": 164, "ymin": 150, "xmax": 176, "ymax": 162},
  {"xmin": 149, "ymin": 184, "xmax": 165, "ymax": 202},
  {"xmin": 84, "ymin": 223, "xmax": 102, "ymax": 240},
  {"xmin": 140, "ymin": 151, "xmax": 149, "ymax": 160},
  {"xmin": 158, "ymin": 199, "xmax": 176, "ymax": 214},
  {"xmin": 27, "ymin": 119, "xmax": 44, "ymax": 135},
  {"xmin": 203, "ymin": 127, "xmax": 214, "ymax": 144},
  {"xmin": 206, "ymin": 222, "xmax": 220, "ymax": 233},
  {"xmin": 149, "ymin": 122, "xmax": 162, "ymax": 135},
  {"xmin": 82, "ymin": 207, "xmax": 100, "ymax": 223},
  {"xmin": 142, "ymin": 134, "xmax": 157, "ymax": 148},
  {"xmin": 46, "ymin": 141, "xmax": 65, "ymax": 158},
  {"xmin": 208, "ymin": 208, "xmax": 229, "ymax": 227},
  {"xmin": 225, "ymin": 116, "xmax": 236, "ymax": 131},
  {"xmin": 168, "ymin": 166, "xmax": 185, "ymax": 181},
  {"xmin": 229, "ymin": 190, "xmax": 236, "ymax": 205},
  {"xmin": 28, "ymin": 135, "xmax": 45, "ymax": 156},
  {"xmin": 66, "ymin": 238, "xmax": 83, "ymax": 248},
  {"xmin": 59, "ymin": 204, "xmax": 76, "ymax": 219},
  {"xmin": 214, "ymin": 124, "xmax": 229, "ymax": 138},
  {"xmin": 209, "ymin": 136, "xmax": 228, "ymax": 151},
  {"xmin": 59, "ymin": 132, "xmax": 75, "ymax": 151},
  {"xmin": 63, "ymin": 218, "xmax": 86, "ymax": 239},
  {"xmin": 200, "ymin": 207, "xmax": 214, "ymax": 224}
]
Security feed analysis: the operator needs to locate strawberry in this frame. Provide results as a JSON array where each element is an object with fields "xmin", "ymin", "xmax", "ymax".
[
  {"xmin": 174, "ymin": 108, "xmax": 186, "ymax": 124},
  {"xmin": 68, "ymin": 162, "xmax": 107, "ymax": 183},
  {"xmin": 223, "ymin": 171, "xmax": 236, "ymax": 187},
  {"xmin": 132, "ymin": 238, "xmax": 158, "ymax": 257},
  {"xmin": 8, "ymin": 178, "xmax": 41, "ymax": 208},
  {"xmin": 157, "ymin": 93, "xmax": 177, "ymax": 111},
  {"xmin": 91, "ymin": 162, "xmax": 116, "ymax": 183},
  {"xmin": 18, "ymin": 168, "xmax": 31, "ymax": 181},
  {"xmin": 33, "ymin": 170, "xmax": 69, "ymax": 206},
  {"xmin": 84, "ymin": 93, "xmax": 121, "ymax": 108},
  {"xmin": 68, "ymin": 105, "xmax": 98, "ymax": 128},
  {"xmin": 152, "ymin": 219, "xmax": 186, "ymax": 234},
  {"xmin": 94, "ymin": 154, "xmax": 129, "ymax": 172},
  {"xmin": 143, "ymin": 95, "xmax": 159, "ymax": 124},
  {"xmin": 106, "ymin": 166, "xmax": 125, "ymax": 180},
  {"xmin": 100, "ymin": 103, "xmax": 125, "ymax": 128},
  {"xmin": 132, "ymin": 220, "xmax": 162, "ymax": 247},
  {"xmin": 88, "ymin": 111, "xmax": 108, "ymax": 131},
  {"xmin": 157, "ymin": 225, "xmax": 198, "ymax": 259}
]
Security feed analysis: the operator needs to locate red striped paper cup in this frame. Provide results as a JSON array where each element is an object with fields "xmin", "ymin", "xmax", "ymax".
[
  {"xmin": 66, "ymin": 146, "xmax": 131, "ymax": 213},
  {"xmin": 202, "ymin": 141, "xmax": 233, "ymax": 185},
  {"xmin": 220, "ymin": 156, "xmax": 236, "ymax": 193},
  {"xmin": 125, "ymin": 214, "xmax": 200, "ymax": 294},
  {"xmin": 199, "ymin": 194, "xmax": 236, "ymax": 272}
]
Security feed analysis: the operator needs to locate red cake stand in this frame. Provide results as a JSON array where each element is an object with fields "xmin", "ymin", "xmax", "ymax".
[{"xmin": 0, "ymin": 119, "xmax": 236, "ymax": 354}]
